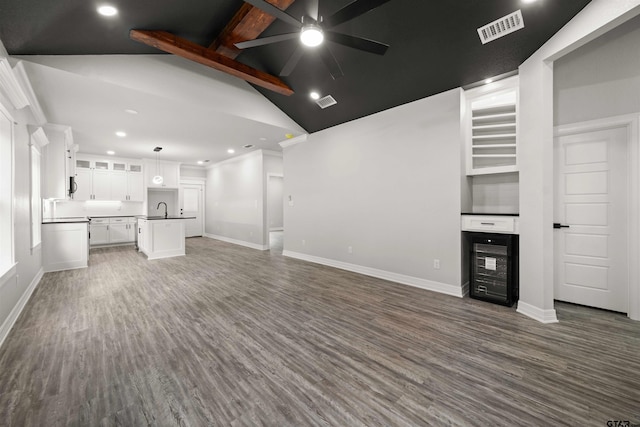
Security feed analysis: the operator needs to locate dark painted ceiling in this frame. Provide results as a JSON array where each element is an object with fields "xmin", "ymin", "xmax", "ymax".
[{"xmin": 0, "ymin": 0, "xmax": 592, "ymax": 133}]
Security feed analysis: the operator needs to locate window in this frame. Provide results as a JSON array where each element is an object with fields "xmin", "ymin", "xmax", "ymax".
[
  {"xmin": 0, "ymin": 104, "xmax": 15, "ymax": 277},
  {"xmin": 30, "ymin": 128, "xmax": 45, "ymax": 249}
]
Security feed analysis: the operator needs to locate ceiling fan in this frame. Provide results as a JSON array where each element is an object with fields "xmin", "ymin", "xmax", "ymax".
[{"xmin": 234, "ymin": 0, "xmax": 391, "ymax": 79}]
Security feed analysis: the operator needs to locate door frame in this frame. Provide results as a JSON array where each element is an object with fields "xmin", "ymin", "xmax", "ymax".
[
  {"xmin": 266, "ymin": 173, "xmax": 284, "ymax": 250},
  {"xmin": 179, "ymin": 178, "xmax": 205, "ymax": 237},
  {"xmin": 554, "ymin": 113, "xmax": 640, "ymax": 320}
]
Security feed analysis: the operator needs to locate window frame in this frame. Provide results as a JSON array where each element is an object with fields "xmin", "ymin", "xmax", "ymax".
[{"xmin": 0, "ymin": 102, "xmax": 16, "ymax": 285}]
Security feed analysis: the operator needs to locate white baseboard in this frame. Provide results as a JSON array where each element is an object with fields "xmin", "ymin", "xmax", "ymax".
[
  {"xmin": 0, "ymin": 267, "xmax": 44, "ymax": 349},
  {"xmin": 282, "ymin": 250, "xmax": 464, "ymax": 298},
  {"xmin": 204, "ymin": 233, "xmax": 269, "ymax": 251},
  {"xmin": 516, "ymin": 300, "xmax": 559, "ymax": 323}
]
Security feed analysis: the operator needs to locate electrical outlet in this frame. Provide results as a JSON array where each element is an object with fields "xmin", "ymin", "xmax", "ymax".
[
  {"xmin": 348, "ymin": 246, "xmax": 353, "ymax": 254},
  {"xmin": 433, "ymin": 259, "xmax": 440, "ymax": 269}
]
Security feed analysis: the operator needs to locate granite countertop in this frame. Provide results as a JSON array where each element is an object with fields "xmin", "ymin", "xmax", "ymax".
[
  {"xmin": 136, "ymin": 216, "xmax": 196, "ymax": 220},
  {"xmin": 43, "ymin": 217, "xmax": 90, "ymax": 224},
  {"xmin": 461, "ymin": 213, "xmax": 519, "ymax": 216}
]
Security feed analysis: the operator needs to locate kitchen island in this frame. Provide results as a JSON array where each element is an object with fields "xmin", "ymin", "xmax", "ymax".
[
  {"xmin": 136, "ymin": 216, "xmax": 195, "ymax": 260},
  {"xmin": 42, "ymin": 217, "xmax": 90, "ymax": 272}
]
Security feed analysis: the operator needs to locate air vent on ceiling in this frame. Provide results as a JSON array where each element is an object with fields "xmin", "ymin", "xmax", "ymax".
[
  {"xmin": 477, "ymin": 10, "xmax": 524, "ymax": 45},
  {"xmin": 243, "ymin": 144, "xmax": 255, "ymax": 149},
  {"xmin": 316, "ymin": 95, "xmax": 337, "ymax": 109}
]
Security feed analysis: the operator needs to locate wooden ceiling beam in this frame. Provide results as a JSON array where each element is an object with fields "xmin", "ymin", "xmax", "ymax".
[
  {"xmin": 130, "ymin": 29, "xmax": 293, "ymax": 96},
  {"xmin": 210, "ymin": 0, "xmax": 298, "ymax": 59}
]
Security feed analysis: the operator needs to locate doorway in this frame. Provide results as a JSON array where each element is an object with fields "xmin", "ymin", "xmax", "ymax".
[
  {"xmin": 267, "ymin": 174, "xmax": 284, "ymax": 252},
  {"xmin": 180, "ymin": 181, "xmax": 204, "ymax": 238},
  {"xmin": 554, "ymin": 118, "xmax": 637, "ymax": 314}
]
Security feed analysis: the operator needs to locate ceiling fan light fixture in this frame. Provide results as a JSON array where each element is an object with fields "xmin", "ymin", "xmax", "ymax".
[
  {"xmin": 97, "ymin": 5, "xmax": 118, "ymax": 17},
  {"xmin": 300, "ymin": 25, "xmax": 324, "ymax": 47}
]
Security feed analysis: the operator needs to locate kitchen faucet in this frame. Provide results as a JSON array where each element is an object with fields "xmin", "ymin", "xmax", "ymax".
[{"xmin": 157, "ymin": 202, "xmax": 168, "ymax": 218}]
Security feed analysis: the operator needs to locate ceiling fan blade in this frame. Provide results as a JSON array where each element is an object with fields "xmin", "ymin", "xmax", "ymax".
[
  {"xmin": 325, "ymin": 31, "xmax": 389, "ymax": 55},
  {"xmin": 280, "ymin": 46, "xmax": 305, "ymax": 76},
  {"xmin": 235, "ymin": 32, "xmax": 299, "ymax": 49},
  {"xmin": 318, "ymin": 46, "xmax": 344, "ymax": 80},
  {"xmin": 324, "ymin": 0, "xmax": 391, "ymax": 28},
  {"xmin": 243, "ymin": 0, "xmax": 302, "ymax": 28}
]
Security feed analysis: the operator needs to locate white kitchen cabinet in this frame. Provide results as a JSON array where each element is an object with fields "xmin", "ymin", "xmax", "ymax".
[
  {"xmin": 75, "ymin": 155, "xmax": 144, "ymax": 201},
  {"xmin": 43, "ymin": 221, "xmax": 89, "ymax": 272},
  {"xmin": 92, "ymin": 169, "xmax": 111, "ymax": 200},
  {"xmin": 89, "ymin": 218, "xmax": 110, "ymax": 245},
  {"xmin": 90, "ymin": 217, "xmax": 136, "ymax": 247},
  {"xmin": 137, "ymin": 219, "xmax": 148, "ymax": 253},
  {"xmin": 145, "ymin": 159, "xmax": 180, "ymax": 188},
  {"xmin": 74, "ymin": 168, "xmax": 93, "ymax": 201},
  {"xmin": 110, "ymin": 171, "xmax": 128, "ymax": 201},
  {"xmin": 127, "ymin": 171, "xmax": 144, "ymax": 201},
  {"xmin": 464, "ymin": 76, "xmax": 519, "ymax": 176},
  {"xmin": 42, "ymin": 125, "xmax": 74, "ymax": 199}
]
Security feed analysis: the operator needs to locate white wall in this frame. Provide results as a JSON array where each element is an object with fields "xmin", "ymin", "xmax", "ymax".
[
  {"xmin": 48, "ymin": 200, "xmax": 143, "ymax": 218},
  {"xmin": 282, "ymin": 89, "xmax": 464, "ymax": 294},
  {"xmin": 147, "ymin": 189, "xmax": 178, "ymax": 216},
  {"xmin": 268, "ymin": 176, "xmax": 284, "ymax": 231},
  {"xmin": 517, "ymin": 0, "xmax": 640, "ymax": 323},
  {"xmin": 0, "ymin": 102, "xmax": 43, "ymax": 345},
  {"xmin": 471, "ymin": 173, "xmax": 519, "ymax": 214},
  {"xmin": 554, "ymin": 13, "xmax": 640, "ymax": 125},
  {"xmin": 205, "ymin": 150, "xmax": 267, "ymax": 249},
  {"xmin": 180, "ymin": 166, "xmax": 207, "ymax": 179}
]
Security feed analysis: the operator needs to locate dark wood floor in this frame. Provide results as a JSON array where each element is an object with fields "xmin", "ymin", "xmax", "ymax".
[{"xmin": 0, "ymin": 237, "xmax": 639, "ymax": 426}]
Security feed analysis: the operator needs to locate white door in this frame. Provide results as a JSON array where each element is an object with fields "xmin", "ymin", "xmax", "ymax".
[
  {"xmin": 554, "ymin": 126, "xmax": 628, "ymax": 313},
  {"xmin": 180, "ymin": 183, "xmax": 203, "ymax": 237}
]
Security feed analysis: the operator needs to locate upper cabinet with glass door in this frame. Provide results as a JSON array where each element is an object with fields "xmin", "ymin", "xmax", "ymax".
[{"xmin": 464, "ymin": 76, "xmax": 519, "ymax": 175}]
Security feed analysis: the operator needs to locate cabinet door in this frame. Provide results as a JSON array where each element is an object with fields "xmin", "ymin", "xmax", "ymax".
[
  {"xmin": 90, "ymin": 224, "xmax": 109, "ymax": 245},
  {"xmin": 110, "ymin": 171, "xmax": 128, "ymax": 201},
  {"xmin": 127, "ymin": 172, "xmax": 144, "ymax": 201},
  {"xmin": 109, "ymin": 223, "xmax": 129, "ymax": 243},
  {"xmin": 74, "ymin": 168, "xmax": 92, "ymax": 201},
  {"xmin": 92, "ymin": 169, "xmax": 112, "ymax": 200},
  {"xmin": 162, "ymin": 163, "xmax": 180, "ymax": 188},
  {"xmin": 137, "ymin": 220, "xmax": 147, "ymax": 252},
  {"xmin": 126, "ymin": 223, "xmax": 135, "ymax": 242}
]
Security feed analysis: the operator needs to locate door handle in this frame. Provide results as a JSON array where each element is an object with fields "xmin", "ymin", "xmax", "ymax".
[{"xmin": 553, "ymin": 223, "xmax": 570, "ymax": 229}]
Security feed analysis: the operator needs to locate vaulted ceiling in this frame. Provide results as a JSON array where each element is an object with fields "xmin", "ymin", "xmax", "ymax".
[{"xmin": 0, "ymin": 0, "xmax": 592, "ymax": 135}]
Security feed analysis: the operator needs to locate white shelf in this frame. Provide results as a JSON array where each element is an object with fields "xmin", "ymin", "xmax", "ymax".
[
  {"xmin": 472, "ymin": 123, "xmax": 516, "ymax": 130},
  {"xmin": 473, "ymin": 144, "xmax": 517, "ymax": 149},
  {"xmin": 465, "ymin": 77, "xmax": 519, "ymax": 176},
  {"xmin": 472, "ymin": 133, "xmax": 516, "ymax": 140},
  {"xmin": 472, "ymin": 154, "xmax": 517, "ymax": 158}
]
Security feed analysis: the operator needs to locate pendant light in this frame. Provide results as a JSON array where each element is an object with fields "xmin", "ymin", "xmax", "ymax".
[{"xmin": 152, "ymin": 146, "xmax": 163, "ymax": 185}]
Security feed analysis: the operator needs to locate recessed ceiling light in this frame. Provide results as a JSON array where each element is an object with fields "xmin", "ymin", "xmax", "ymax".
[
  {"xmin": 124, "ymin": 109, "xmax": 138, "ymax": 115},
  {"xmin": 484, "ymin": 78, "xmax": 493, "ymax": 84},
  {"xmin": 197, "ymin": 161, "xmax": 204, "ymax": 165},
  {"xmin": 310, "ymin": 91, "xmax": 320, "ymax": 100},
  {"xmin": 300, "ymin": 25, "xmax": 324, "ymax": 47},
  {"xmin": 259, "ymin": 137, "xmax": 267, "ymax": 141},
  {"xmin": 97, "ymin": 5, "xmax": 118, "ymax": 16},
  {"xmin": 107, "ymin": 150, "xmax": 115, "ymax": 155},
  {"xmin": 227, "ymin": 149, "xmax": 235, "ymax": 154},
  {"xmin": 115, "ymin": 131, "xmax": 126, "ymax": 137}
]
